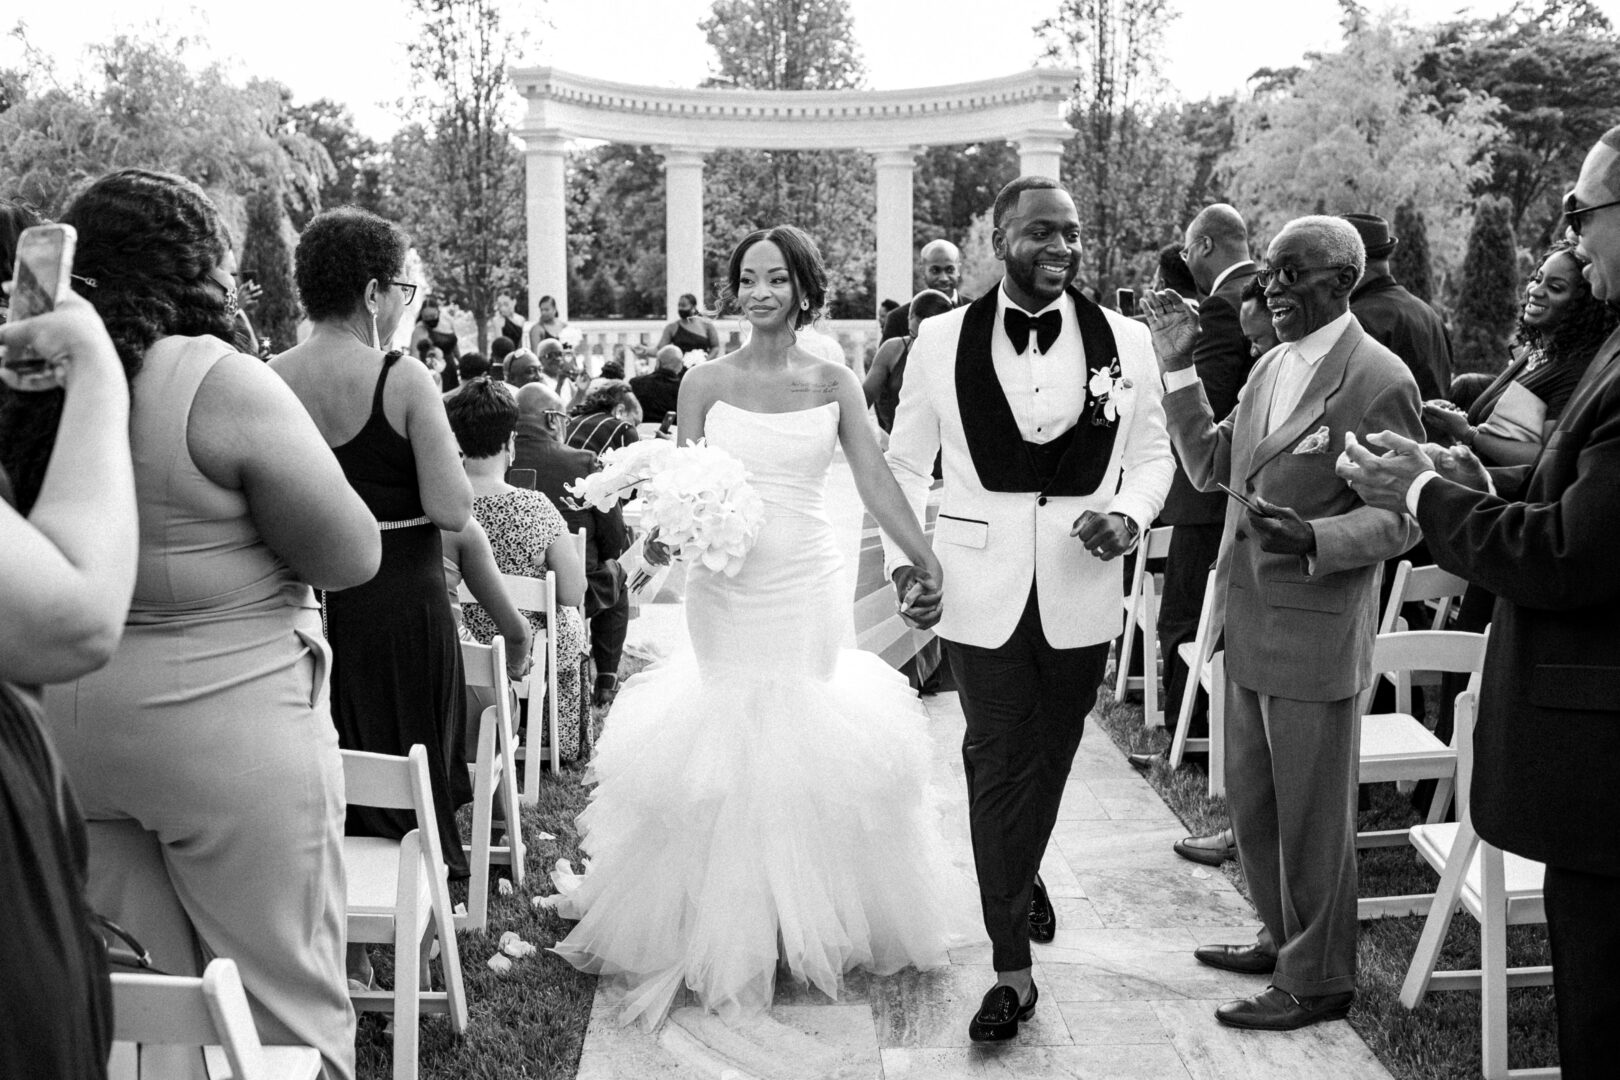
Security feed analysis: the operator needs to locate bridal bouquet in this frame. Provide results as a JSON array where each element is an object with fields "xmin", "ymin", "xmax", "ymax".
[{"xmin": 567, "ymin": 440, "xmax": 767, "ymax": 599}]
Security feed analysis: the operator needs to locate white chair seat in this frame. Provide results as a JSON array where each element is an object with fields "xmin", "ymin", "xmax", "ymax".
[
  {"xmin": 343, "ymin": 836, "xmax": 431, "ymax": 917},
  {"xmin": 1410, "ymin": 823, "xmax": 1548, "ymax": 923},
  {"xmin": 1359, "ymin": 712, "xmax": 1452, "ymax": 782}
]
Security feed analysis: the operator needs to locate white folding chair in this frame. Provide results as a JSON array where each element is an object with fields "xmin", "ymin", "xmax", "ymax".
[
  {"xmin": 459, "ymin": 568, "xmax": 560, "ymax": 800},
  {"xmin": 1378, "ymin": 560, "xmax": 1472, "ymax": 714},
  {"xmin": 1356, "ymin": 629, "xmax": 1489, "ymax": 920},
  {"xmin": 1113, "ymin": 525, "xmax": 1173, "ymax": 728},
  {"xmin": 1399, "ymin": 689, "xmax": 1553, "ymax": 1080},
  {"xmin": 108, "ymin": 957, "xmax": 320, "ymax": 1080},
  {"xmin": 458, "ymin": 635, "xmax": 527, "ymax": 933},
  {"xmin": 1167, "ymin": 570, "xmax": 1225, "ymax": 796},
  {"xmin": 343, "ymin": 746, "xmax": 468, "ymax": 1080}
]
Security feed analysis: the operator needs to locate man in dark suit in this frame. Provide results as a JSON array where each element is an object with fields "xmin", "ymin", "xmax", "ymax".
[
  {"xmin": 1128, "ymin": 204, "xmax": 1257, "ymax": 772},
  {"xmin": 1144, "ymin": 215, "xmax": 1422, "ymax": 1031},
  {"xmin": 880, "ymin": 239, "xmax": 969, "ymax": 342},
  {"xmin": 1342, "ymin": 128, "xmax": 1620, "ymax": 1080},
  {"xmin": 511, "ymin": 383, "xmax": 633, "ymax": 706},
  {"xmin": 1343, "ymin": 213, "xmax": 1450, "ymax": 401},
  {"xmin": 628, "ymin": 345, "xmax": 683, "ymax": 425}
]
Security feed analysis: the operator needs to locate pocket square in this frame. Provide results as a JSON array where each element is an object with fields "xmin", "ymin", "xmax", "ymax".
[{"xmin": 1293, "ymin": 425, "xmax": 1331, "ymax": 455}]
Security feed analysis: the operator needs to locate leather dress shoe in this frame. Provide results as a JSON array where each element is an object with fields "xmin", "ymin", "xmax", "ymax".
[
  {"xmin": 968, "ymin": 981, "xmax": 1038, "ymax": 1042},
  {"xmin": 1215, "ymin": 986, "xmax": 1353, "ymax": 1031},
  {"xmin": 1173, "ymin": 828, "xmax": 1237, "ymax": 867},
  {"xmin": 1126, "ymin": 750, "xmax": 1163, "ymax": 771},
  {"xmin": 1027, "ymin": 874, "xmax": 1055, "ymax": 943},
  {"xmin": 1194, "ymin": 942, "xmax": 1277, "ymax": 975}
]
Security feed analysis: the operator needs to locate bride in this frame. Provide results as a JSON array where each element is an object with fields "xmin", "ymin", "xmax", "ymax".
[{"xmin": 549, "ymin": 225, "xmax": 977, "ymax": 1028}]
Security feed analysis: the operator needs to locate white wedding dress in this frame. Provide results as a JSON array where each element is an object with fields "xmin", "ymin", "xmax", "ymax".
[{"xmin": 550, "ymin": 399, "xmax": 976, "ymax": 1028}]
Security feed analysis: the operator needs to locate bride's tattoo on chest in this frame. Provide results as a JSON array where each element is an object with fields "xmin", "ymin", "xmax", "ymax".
[{"xmin": 792, "ymin": 381, "xmax": 838, "ymax": 393}]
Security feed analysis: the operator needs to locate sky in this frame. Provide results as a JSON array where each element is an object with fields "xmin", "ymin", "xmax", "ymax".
[{"xmin": 6, "ymin": 0, "xmax": 1618, "ymax": 140}]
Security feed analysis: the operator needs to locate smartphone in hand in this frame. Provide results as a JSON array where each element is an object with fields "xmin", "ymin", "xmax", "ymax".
[
  {"xmin": 1115, "ymin": 287, "xmax": 1136, "ymax": 316},
  {"xmin": 3, "ymin": 223, "xmax": 77, "ymax": 391},
  {"xmin": 1217, "ymin": 482, "xmax": 1275, "ymax": 517}
]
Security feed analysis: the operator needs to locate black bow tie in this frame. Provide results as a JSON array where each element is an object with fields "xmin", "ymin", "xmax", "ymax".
[{"xmin": 1004, "ymin": 308, "xmax": 1062, "ymax": 355}]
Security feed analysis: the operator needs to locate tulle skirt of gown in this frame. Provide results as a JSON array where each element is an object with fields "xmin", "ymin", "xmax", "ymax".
[{"xmin": 549, "ymin": 402, "xmax": 976, "ymax": 1029}]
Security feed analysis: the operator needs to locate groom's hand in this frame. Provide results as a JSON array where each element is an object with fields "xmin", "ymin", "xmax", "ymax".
[
  {"xmin": 891, "ymin": 565, "xmax": 943, "ymax": 630},
  {"xmin": 1072, "ymin": 511, "xmax": 1134, "ymax": 561}
]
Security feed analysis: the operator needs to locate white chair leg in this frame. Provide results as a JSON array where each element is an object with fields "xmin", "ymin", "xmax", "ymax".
[
  {"xmin": 1479, "ymin": 843, "xmax": 1510, "ymax": 1080},
  {"xmin": 1400, "ymin": 819, "xmax": 1477, "ymax": 1009},
  {"xmin": 1207, "ymin": 653, "xmax": 1226, "ymax": 798},
  {"xmin": 1426, "ymin": 776, "xmax": 1454, "ymax": 825},
  {"xmin": 1142, "ymin": 576, "xmax": 1162, "ymax": 728},
  {"xmin": 394, "ymin": 837, "xmax": 423, "ymax": 1080},
  {"xmin": 1168, "ymin": 657, "xmax": 1200, "ymax": 768}
]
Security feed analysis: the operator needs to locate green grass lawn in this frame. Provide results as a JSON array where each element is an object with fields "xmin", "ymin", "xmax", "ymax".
[{"xmin": 1093, "ymin": 687, "xmax": 1559, "ymax": 1080}]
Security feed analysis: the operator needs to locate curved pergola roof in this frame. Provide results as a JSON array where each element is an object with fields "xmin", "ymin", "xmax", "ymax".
[{"xmin": 511, "ymin": 66, "xmax": 1079, "ymax": 149}]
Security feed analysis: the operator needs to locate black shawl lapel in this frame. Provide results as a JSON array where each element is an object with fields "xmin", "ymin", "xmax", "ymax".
[{"xmin": 952, "ymin": 284, "xmax": 1122, "ymax": 496}]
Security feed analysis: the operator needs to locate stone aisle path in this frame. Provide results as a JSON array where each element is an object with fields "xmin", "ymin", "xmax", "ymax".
[
  {"xmin": 585, "ymin": 451, "xmax": 1394, "ymax": 1079},
  {"xmin": 571, "ymin": 688, "xmax": 1395, "ymax": 1080}
]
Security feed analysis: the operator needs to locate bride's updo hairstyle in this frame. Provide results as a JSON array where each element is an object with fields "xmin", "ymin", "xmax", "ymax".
[
  {"xmin": 445, "ymin": 377, "xmax": 519, "ymax": 459},
  {"xmin": 724, "ymin": 225, "xmax": 828, "ymax": 329}
]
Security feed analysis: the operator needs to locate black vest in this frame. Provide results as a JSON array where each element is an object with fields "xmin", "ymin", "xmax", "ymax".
[{"xmin": 953, "ymin": 286, "xmax": 1123, "ymax": 497}]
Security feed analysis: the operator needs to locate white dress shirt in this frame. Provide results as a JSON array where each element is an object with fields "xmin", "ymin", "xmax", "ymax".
[
  {"xmin": 994, "ymin": 284, "xmax": 1086, "ymax": 445},
  {"xmin": 1263, "ymin": 310, "xmax": 1353, "ymax": 434}
]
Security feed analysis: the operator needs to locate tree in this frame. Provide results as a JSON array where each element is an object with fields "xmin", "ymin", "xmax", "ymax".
[
  {"xmin": 284, "ymin": 98, "xmax": 390, "ymax": 227},
  {"xmin": 1421, "ymin": 1, "xmax": 1620, "ymax": 247},
  {"xmin": 1218, "ymin": 15, "xmax": 1501, "ymax": 274},
  {"xmin": 1453, "ymin": 195, "xmax": 1519, "ymax": 375},
  {"xmin": 392, "ymin": 0, "xmax": 530, "ymax": 351},
  {"xmin": 565, "ymin": 144, "xmax": 668, "ymax": 317},
  {"xmin": 699, "ymin": 0, "xmax": 877, "ymax": 317},
  {"xmin": 240, "ymin": 185, "xmax": 300, "ymax": 352},
  {"xmin": 910, "ymin": 141, "xmax": 1020, "ymax": 259},
  {"xmin": 1390, "ymin": 202, "xmax": 1436, "ymax": 303},
  {"xmin": 1039, "ymin": 0, "xmax": 1194, "ymax": 296}
]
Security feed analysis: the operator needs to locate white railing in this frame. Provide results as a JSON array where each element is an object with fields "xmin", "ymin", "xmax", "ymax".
[{"xmin": 569, "ymin": 318, "xmax": 884, "ymax": 376}]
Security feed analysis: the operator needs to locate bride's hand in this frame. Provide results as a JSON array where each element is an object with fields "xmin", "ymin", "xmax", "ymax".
[{"xmin": 892, "ymin": 563, "xmax": 943, "ymax": 630}]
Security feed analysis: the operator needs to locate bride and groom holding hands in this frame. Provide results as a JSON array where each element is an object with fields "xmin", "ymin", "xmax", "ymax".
[{"xmin": 549, "ymin": 175, "xmax": 1178, "ymax": 1042}]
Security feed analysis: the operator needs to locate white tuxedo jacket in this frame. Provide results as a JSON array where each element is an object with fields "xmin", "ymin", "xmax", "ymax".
[{"xmin": 881, "ymin": 285, "xmax": 1174, "ymax": 650}]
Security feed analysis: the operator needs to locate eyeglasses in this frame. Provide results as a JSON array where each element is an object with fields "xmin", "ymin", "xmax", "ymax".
[
  {"xmin": 1256, "ymin": 264, "xmax": 1350, "ymax": 288},
  {"xmin": 1562, "ymin": 191, "xmax": 1620, "ymax": 237},
  {"xmin": 390, "ymin": 281, "xmax": 419, "ymax": 304},
  {"xmin": 542, "ymin": 410, "xmax": 568, "ymax": 423}
]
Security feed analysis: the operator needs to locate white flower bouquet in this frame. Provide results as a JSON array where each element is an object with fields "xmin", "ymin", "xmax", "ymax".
[{"xmin": 567, "ymin": 440, "xmax": 767, "ymax": 600}]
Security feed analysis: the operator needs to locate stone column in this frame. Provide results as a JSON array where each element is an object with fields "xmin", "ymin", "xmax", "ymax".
[
  {"xmin": 523, "ymin": 130, "xmax": 570, "ymax": 321},
  {"xmin": 661, "ymin": 148, "xmax": 709, "ymax": 320},
  {"xmin": 872, "ymin": 147, "xmax": 918, "ymax": 316},
  {"xmin": 1016, "ymin": 133, "xmax": 1069, "ymax": 182}
]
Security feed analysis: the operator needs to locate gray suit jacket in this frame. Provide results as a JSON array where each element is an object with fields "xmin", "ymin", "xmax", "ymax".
[{"xmin": 1163, "ymin": 317, "xmax": 1422, "ymax": 701}]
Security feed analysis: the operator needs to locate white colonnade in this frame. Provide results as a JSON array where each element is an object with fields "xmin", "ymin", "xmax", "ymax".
[{"xmin": 512, "ymin": 67, "xmax": 1080, "ymax": 321}]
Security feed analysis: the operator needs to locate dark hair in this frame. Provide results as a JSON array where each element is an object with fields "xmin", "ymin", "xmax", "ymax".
[
  {"xmin": 1515, "ymin": 240, "xmax": 1620, "ymax": 367},
  {"xmin": 571, "ymin": 381, "xmax": 639, "ymax": 418},
  {"xmin": 724, "ymin": 225, "xmax": 827, "ymax": 329},
  {"xmin": 910, "ymin": 288, "xmax": 954, "ymax": 324},
  {"xmin": 538, "ymin": 295, "xmax": 557, "ymax": 311},
  {"xmin": 1156, "ymin": 243, "xmax": 1200, "ymax": 296},
  {"xmin": 600, "ymin": 359, "xmax": 624, "ymax": 381},
  {"xmin": 679, "ymin": 292, "xmax": 698, "ymax": 307},
  {"xmin": 445, "ymin": 378, "xmax": 517, "ymax": 458},
  {"xmin": 1447, "ymin": 372, "xmax": 1495, "ymax": 413},
  {"xmin": 1, "ymin": 171, "xmax": 237, "ymax": 512},
  {"xmin": 490, "ymin": 336, "xmax": 515, "ymax": 360},
  {"xmin": 294, "ymin": 207, "xmax": 408, "ymax": 322},
  {"xmin": 992, "ymin": 176, "xmax": 1064, "ymax": 229},
  {"xmin": 1240, "ymin": 276, "xmax": 1267, "ymax": 304},
  {"xmin": 458, "ymin": 351, "xmax": 491, "ymax": 380},
  {"xmin": 879, "ymin": 298, "xmax": 899, "ymax": 315},
  {"xmin": 0, "ymin": 199, "xmax": 43, "ymax": 277}
]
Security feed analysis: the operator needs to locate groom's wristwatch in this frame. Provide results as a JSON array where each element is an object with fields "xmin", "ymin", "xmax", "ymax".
[{"xmin": 1120, "ymin": 515, "xmax": 1140, "ymax": 551}]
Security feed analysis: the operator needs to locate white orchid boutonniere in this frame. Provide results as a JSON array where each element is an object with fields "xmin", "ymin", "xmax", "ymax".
[{"xmin": 1088, "ymin": 361, "xmax": 1134, "ymax": 426}]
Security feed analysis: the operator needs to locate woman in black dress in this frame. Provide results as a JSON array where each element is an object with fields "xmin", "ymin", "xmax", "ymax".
[
  {"xmin": 656, "ymin": 292, "xmax": 721, "ymax": 360},
  {"xmin": 271, "ymin": 209, "xmax": 474, "ymax": 904}
]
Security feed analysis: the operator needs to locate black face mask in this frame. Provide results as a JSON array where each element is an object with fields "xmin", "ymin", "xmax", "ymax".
[{"xmin": 421, "ymin": 313, "xmax": 440, "ymax": 329}]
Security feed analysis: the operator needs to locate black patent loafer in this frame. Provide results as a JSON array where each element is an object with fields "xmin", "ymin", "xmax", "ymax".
[
  {"xmin": 1028, "ymin": 874, "xmax": 1056, "ymax": 944},
  {"xmin": 968, "ymin": 981, "xmax": 1038, "ymax": 1042}
]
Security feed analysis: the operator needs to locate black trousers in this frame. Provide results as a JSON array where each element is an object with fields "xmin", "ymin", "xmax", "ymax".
[
  {"xmin": 585, "ymin": 561, "xmax": 630, "ymax": 678},
  {"xmin": 1544, "ymin": 863, "xmax": 1620, "ymax": 1080},
  {"xmin": 1158, "ymin": 522, "xmax": 1223, "ymax": 738},
  {"xmin": 946, "ymin": 583, "xmax": 1108, "ymax": 972}
]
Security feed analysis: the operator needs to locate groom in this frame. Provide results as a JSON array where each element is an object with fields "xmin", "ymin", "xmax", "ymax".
[{"xmin": 881, "ymin": 175, "xmax": 1175, "ymax": 1041}]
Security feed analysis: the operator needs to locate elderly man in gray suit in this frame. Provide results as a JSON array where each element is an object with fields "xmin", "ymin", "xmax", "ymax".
[{"xmin": 1140, "ymin": 215, "xmax": 1422, "ymax": 1031}]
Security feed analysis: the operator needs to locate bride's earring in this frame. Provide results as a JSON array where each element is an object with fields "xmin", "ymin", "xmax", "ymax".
[{"xmin": 369, "ymin": 306, "xmax": 380, "ymax": 349}]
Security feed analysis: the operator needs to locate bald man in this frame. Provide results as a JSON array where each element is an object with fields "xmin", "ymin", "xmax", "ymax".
[
  {"xmin": 1342, "ymin": 128, "xmax": 1620, "ymax": 1079},
  {"xmin": 511, "ymin": 382, "xmax": 634, "ymax": 706},
  {"xmin": 881, "ymin": 238, "xmax": 970, "ymax": 341}
]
